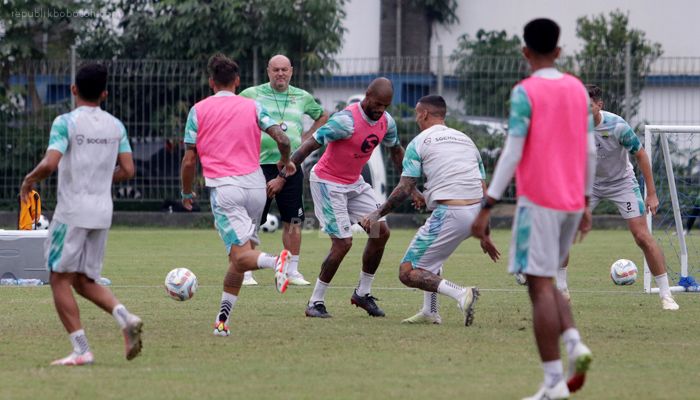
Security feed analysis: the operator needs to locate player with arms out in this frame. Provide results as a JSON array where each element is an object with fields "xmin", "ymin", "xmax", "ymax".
[
  {"xmin": 180, "ymin": 54, "xmax": 296, "ymax": 337},
  {"xmin": 472, "ymin": 19, "xmax": 596, "ymax": 399},
  {"xmin": 20, "ymin": 63, "xmax": 143, "ymax": 366},
  {"xmin": 239, "ymin": 54, "xmax": 329, "ymax": 286},
  {"xmin": 361, "ymin": 95, "xmax": 500, "ymax": 326},
  {"xmin": 291, "ymin": 77, "xmax": 404, "ymax": 318},
  {"xmin": 557, "ymin": 85, "xmax": 679, "ymax": 310}
]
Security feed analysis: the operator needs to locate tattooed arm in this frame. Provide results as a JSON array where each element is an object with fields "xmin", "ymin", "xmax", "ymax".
[{"xmin": 359, "ymin": 176, "xmax": 417, "ymax": 230}]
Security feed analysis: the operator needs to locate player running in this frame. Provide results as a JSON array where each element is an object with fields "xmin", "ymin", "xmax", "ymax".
[
  {"xmin": 360, "ymin": 95, "xmax": 500, "ymax": 326},
  {"xmin": 472, "ymin": 19, "xmax": 596, "ymax": 399},
  {"xmin": 20, "ymin": 63, "xmax": 142, "ymax": 366},
  {"xmin": 290, "ymin": 77, "xmax": 405, "ymax": 318},
  {"xmin": 180, "ymin": 54, "xmax": 296, "ymax": 336},
  {"xmin": 556, "ymin": 84, "xmax": 679, "ymax": 310}
]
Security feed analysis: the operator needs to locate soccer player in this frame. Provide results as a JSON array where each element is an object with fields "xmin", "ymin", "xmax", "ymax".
[
  {"xmin": 290, "ymin": 77, "xmax": 404, "ymax": 318},
  {"xmin": 472, "ymin": 19, "xmax": 596, "ymax": 399},
  {"xmin": 557, "ymin": 85, "xmax": 680, "ymax": 310},
  {"xmin": 180, "ymin": 54, "xmax": 296, "ymax": 337},
  {"xmin": 239, "ymin": 54, "xmax": 329, "ymax": 287},
  {"xmin": 360, "ymin": 95, "xmax": 500, "ymax": 326},
  {"xmin": 20, "ymin": 63, "xmax": 142, "ymax": 366}
]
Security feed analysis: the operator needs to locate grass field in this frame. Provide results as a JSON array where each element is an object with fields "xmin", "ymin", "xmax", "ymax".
[{"xmin": 1, "ymin": 228, "xmax": 700, "ymax": 399}]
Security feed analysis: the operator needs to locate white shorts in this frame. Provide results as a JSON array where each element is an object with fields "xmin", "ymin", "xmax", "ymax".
[
  {"xmin": 310, "ymin": 171, "xmax": 385, "ymax": 239},
  {"xmin": 45, "ymin": 220, "xmax": 108, "ymax": 281},
  {"xmin": 592, "ymin": 177, "xmax": 645, "ymax": 219},
  {"xmin": 402, "ymin": 204, "xmax": 480, "ymax": 273},
  {"xmin": 509, "ymin": 197, "xmax": 583, "ymax": 278},
  {"xmin": 210, "ymin": 185, "xmax": 266, "ymax": 253}
]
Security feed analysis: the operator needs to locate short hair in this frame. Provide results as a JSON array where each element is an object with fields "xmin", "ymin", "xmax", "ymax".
[
  {"xmin": 207, "ymin": 53, "xmax": 239, "ymax": 86},
  {"xmin": 586, "ymin": 84, "xmax": 603, "ymax": 102},
  {"xmin": 75, "ymin": 63, "xmax": 108, "ymax": 102},
  {"xmin": 417, "ymin": 95, "xmax": 447, "ymax": 118},
  {"xmin": 523, "ymin": 18, "xmax": 560, "ymax": 55}
]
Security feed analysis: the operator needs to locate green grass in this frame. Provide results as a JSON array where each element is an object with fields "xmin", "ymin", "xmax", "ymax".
[{"xmin": 1, "ymin": 228, "xmax": 700, "ymax": 399}]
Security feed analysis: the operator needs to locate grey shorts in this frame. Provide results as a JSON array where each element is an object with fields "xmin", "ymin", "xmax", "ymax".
[
  {"xmin": 509, "ymin": 197, "xmax": 583, "ymax": 278},
  {"xmin": 45, "ymin": 220, "xmax": 109, "ymax": 281},
  {"xmin": 310, "ymin": 171, "xmax": 385, "ymax": 239},
  {"xmin": 592, "ymin": 177, "xmax": 645, "ymax": 219},
  {"xmin": 210, "ymin": 185, "xmax": 266, "ymax": 253},
  {"xmin": 402, "ymin": 204, "xmax": 480, "ymax": 273}
]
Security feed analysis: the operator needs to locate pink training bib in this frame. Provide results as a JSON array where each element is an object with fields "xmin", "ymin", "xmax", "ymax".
[
  {"xmin": 516, "ymin": 73, "xmax": 589, "ymax": 211},
  {"xmin": 194, "ymin": 95, "xmax": 262, "ymax": 178},
  {"xmin": 314, "ymin": 103, "xmax": 388, "ymax": 184}
]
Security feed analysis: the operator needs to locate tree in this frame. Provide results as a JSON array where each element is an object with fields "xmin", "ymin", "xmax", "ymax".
[
  {"xmin": 450, "ymin": 29, "xmax": 526, "ymax": 118},
  {"xmin": 1, "ymin": 1, "xmax": 102, "ymax": 111},
  {"xmin": 379, "ymin": 0, "xmax": 457, "ymax": 72},
  {"xmin": 78, "ymin": 0, "xmax": 346, "ymax": 75},
  {"xmin": 575, "ymin": 10, "xmax": 662, "ymax": 121}
]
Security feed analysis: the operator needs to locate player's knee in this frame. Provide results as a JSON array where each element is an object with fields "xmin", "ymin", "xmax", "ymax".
[
  {"xmin": 398, "ymin": 263, "xmax": 413, "ymax": 286},
  {"xmin": 632, "ymin": 230, "xmax": 654, "ymax": 249},
  {"xmin": 332, "ymin": 238, "xmax": 353, "ymax": 255},
  {"xmin": 371, "ymin": 223, "xmax": 390, "ymax": 242}
]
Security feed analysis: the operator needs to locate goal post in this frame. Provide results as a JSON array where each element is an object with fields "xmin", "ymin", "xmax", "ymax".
[{"xmin": 644, "ymin": 125, "xmax": 700, "ymax": 293}]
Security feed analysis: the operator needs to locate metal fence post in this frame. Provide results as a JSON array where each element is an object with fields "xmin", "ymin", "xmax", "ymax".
[
  {"xmin": 253, "ymin": 46, "xmax": 259, "ymax": 86},
  {"xmin": 624, "ymin": 41, "xmax": 632, "ymax": 120},
  {"xmin": 70, "ymin": 45, "xmax": 76, "ymax": 109},
  {"xmin": 437, "ymin": 45, "xmax": 444, "ymax": 96}
]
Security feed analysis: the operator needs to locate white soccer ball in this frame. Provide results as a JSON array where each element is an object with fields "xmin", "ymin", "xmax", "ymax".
[
  {"xmin": 610, "ymin": 259, "xmax": 638, "ymax": 286},
  {"xmin": 164, "ymin": 268, "xmax": 198, "ymax": 301},
  {"xmin": 261, "ymin": 214, "xmax": 279, "ymax": 233},
  {"xmin": 32, "ymin": 215, "xmax": 49, "ymax": 230}
]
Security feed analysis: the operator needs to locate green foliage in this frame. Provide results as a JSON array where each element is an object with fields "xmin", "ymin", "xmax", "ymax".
[
  {"xmin": 450, "ymin": 30, "xmax": 527, "ymax": 117},
  {"xmin": 575, "ymin": 10, "xmax": 662, "ymax": 120},
  {"xmin": 0, "ymin": 0, "xmax": 93, "ymax": 61},
  {"xmin": 78, "ymin": 0, "xmax": 346, "ymax": 74},
  {"xmin": 0, "ymin": 1, "xmax": 105, "ymax": 113}
]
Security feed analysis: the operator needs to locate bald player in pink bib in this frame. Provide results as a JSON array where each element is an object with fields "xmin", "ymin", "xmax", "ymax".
[{"xmin": 291, "ymin": 77, "xmax": 407, "ymax": 319}]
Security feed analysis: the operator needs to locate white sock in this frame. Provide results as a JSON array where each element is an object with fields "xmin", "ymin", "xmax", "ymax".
[
  {"xmin": 423, "ymin": 267, "xmax": 441, "ymax": 314},
  {"xmin": 356, "ymin": 271, "xmax": 375, "ymax": 296},
  {"xmin": 216, "ymin": 292, "xmax": 238, "ymax": 324},
  {"xmin": 437, "ymin": 279, "xmax": 466, "ymax": 302},
  {"xmin": 244, "ymin": 270, "xmax": 254, "ymax": 279},
  {"xmin": 542, "ymin": 360, "xmax": 564, "ymax": 388},
  {"xmin": 561, "ymin": 327, "xmax": 581, "ymax": 355},
  {"xmin": 69, "ymin": 329, "xmax": 91, "ymax": 355},
  {"xmin": 288, "ymin": 254, "xmax": 300, "ymax": 276},
  {"xmin": 309, "ymin": 279, "xmax": 329, "ymax": 305},
  {"xmin": 556, "ymin": 267, "xmax": 568, "ymax": 290},
  {"xmin": 421, "ymin": 291, "xmax": 439, "ymax": 315},
  {"xmin": 112, "ymin": 304, "xmax": 130, "ymax": 329},
  {"xmin": 655, "ymin": 273, "xmax": 671, "ymax": 297},
  {"xmin": 256, "ymin": 253, "xmax": 277, "ymax": 269}
]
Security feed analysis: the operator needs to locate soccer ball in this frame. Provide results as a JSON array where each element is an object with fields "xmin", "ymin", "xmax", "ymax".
[
  {"xmin": 261, "ymin": 214, "xmax": 279, "ymax": 233},
  {"xmin": 33, "ymin": 215, "xmax": 49, "ymax": 230},
  {"xmin": 610, "ymin": 259, "xmax": 638, "ymax": 285},
  {"xmin": 164, "ymin": 268, "xmax": 198, "ymax": 301}
]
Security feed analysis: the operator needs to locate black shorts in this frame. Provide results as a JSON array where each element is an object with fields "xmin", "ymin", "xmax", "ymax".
[{"xmin": 261, "ymin": 164, "xmax": 305, "ymax": 224}]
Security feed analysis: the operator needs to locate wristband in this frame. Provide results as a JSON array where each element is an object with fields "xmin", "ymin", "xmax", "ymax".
[
  {"xmin": 181, "ymin": 191, "xmax": 194, "ymax": 200},
  {"xmin": 480, "ymin": 197, "xmax": 495, "ymax": 210},
  {"xmin": 278, "ymin": 170, "xmax": 288, "ymax": 180}
]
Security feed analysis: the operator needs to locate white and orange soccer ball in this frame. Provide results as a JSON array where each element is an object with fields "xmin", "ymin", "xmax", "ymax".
[
  {"xmin": 610, "ymin": 259, "xmax": 638, "ymax": 285},
  {"xmin": 164, "ymin": 268, "xmax": 198, "ymax": 301}
]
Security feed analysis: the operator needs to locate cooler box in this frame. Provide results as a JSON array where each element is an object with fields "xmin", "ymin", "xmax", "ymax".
[{"xmin": 0, "ymin": 230, "xmax": 49, "ymax": 282}]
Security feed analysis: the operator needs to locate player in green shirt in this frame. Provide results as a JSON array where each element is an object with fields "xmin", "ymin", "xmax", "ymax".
[{"xmin": 239, "ymin": 54, "xmax": 328, "ymax": 286}]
